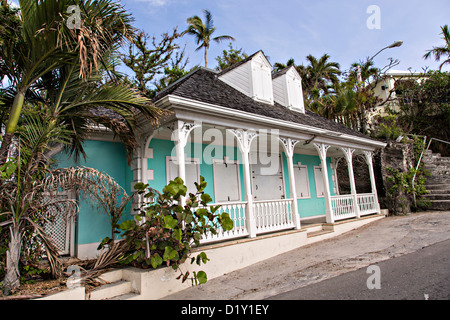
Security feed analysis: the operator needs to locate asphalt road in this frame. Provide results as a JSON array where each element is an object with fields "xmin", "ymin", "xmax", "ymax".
[{"xmin": 267, "ymin": 238, "xmax": 450, "ymax": 300}]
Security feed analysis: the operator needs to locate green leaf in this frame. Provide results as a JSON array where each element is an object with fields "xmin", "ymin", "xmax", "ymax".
[
  {"xmin": 120, "ymin": 219, "xmax": 136, "ymax": 231},
  {"xmin": 200, "ymin": 193, "xmax": 212, "ymax": 204},
  {"xmin": 151, "ymin": 253, "xmax": 162, "ymax": 269},
  {"xmin": 195, "ymin": 271, "xmax": 207, "ymax": 285},
  {"xmin": 220, "ymin": 213, "xmax": 234, "ymax": 231},
  {"xmin": 173, "ymin": 228, "xmax": 182, "ymax": 242},
  {"xmin": 163, "ymin": 215, "xmax": 178, "ymax": 229},
  {"xmin": 133, "ymin": 182, "xmax": 147, "ymax": 191},
  {"xmin": 163, "ymin": 246, "xmax": 179, "ymax": 261}
]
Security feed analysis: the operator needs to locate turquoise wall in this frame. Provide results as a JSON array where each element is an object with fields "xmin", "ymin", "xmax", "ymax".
[
  {"xmin": 147, "ymin": 139, "xmax": 245, "ymax": 203},
  {"xmin": 283, "ymin": 153, "xmax": 336, "ymax": 218},
  {"xmin": 54, "ymin": 140, "xmax": 133, "ymax": 245},
  {"xmin": 148, "ymin": 139, "xmax": 335, "ymax": 219}
]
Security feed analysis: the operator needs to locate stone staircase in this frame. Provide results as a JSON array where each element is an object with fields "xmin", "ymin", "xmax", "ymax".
[
  {"xmin": 87, "ymin": 269, "xmax": 140, "ymax": 300},
  {"xmin": 422, "ymin": 150, "xmax": 450, "ymax": 210}
]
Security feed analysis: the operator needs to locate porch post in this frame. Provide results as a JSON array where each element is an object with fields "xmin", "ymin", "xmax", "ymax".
[
  {"xmin": 173, "ymin": 120, "xmax": 200, "ymax": 204},
  {"xmin": 280, "ymin": 138, "xmax": 301, "ymax": 230},
  {"xmin": 363, "ymin": 151, "xmax": 381, "ymax": 213},
  {"xmin": 341, "ymin": 148, "xmax": 360, "ymax": 218},
  {"xmin": 313, "ymin": 143, "xmax": 334, "ymax": 224},
  {"xmin": 228, "ymin": 129, "xmax": 258, "ymax": 238}
]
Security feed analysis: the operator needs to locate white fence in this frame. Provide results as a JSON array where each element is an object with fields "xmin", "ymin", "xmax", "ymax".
[
  {"xmin": 331, "ymin": 193, "xmax": 378, "ymax": 222},
  {"xmin": 200, "ymin": 201, "xmax": 249, "ymax": 244},
  {"xmin": 331, "ymin": 194, "xmax": 357, "ymax": 221},
  {"xmin": 357, "ymin": 193, "xmax": 377, "ymax": 216},
  {"xmin": 253, "ymin": 199, "xmax": 295, "ymax": 234}
]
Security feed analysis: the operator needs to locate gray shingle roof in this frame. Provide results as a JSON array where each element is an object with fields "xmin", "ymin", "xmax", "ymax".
[{"xmin": 153, "ymin": 67, "xmax": 372, "ymax": 140}]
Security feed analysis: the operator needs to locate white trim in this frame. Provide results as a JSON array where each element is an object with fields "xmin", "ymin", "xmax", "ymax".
[{"xmin": 157, "ymin": 95, "xmax": 386, "ymax": 150}]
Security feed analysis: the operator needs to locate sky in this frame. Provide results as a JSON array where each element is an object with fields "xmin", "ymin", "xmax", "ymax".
[{"xmin": 116, "ymin": 0, "xmax": 449, "ymax": 75}]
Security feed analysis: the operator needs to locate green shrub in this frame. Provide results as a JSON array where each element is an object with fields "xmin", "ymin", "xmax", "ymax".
[{"xmin": 117, "ymin": 176, "xmax": 233, "ymax": 285}]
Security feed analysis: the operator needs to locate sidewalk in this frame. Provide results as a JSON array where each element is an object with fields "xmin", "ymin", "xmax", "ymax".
[{"xmin": 162, "ymin": 211, "xmax": 450, "ymax": 300}]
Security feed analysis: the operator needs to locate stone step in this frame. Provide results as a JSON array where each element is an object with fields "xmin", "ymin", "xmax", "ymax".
[
  {"xmin": 423, "ymin": 193, "xmax": 450, "ymax": 200},
  {"xmin": 425, "ymin": 185, "xmax": 450, "ymax": 193},
  {"xmin": 427, "ymin": 200, "xmax": 450, "ymax": 211},
  {"xmin": 106, "ymin": 292, "xmax": 140, "ymax": 300},
  {"xmin": 307, "ymin": 229, "xmax": 334, "ymax": 238},
  {"xmin": 88, "ymin": 280, "xmax": 133, "ymax": 300}
]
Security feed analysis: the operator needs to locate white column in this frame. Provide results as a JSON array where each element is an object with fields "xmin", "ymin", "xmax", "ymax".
[
  {"xmin": 341, "ymin": 148, "xmax": 360, "ymax": 218},
  {"xmin": 313, "ymin": 143, "xmax": 334, "ymax": 223},
  {"xmin": 173, "ymin": 120, "xmax": 200, "ymax": 204},
  {"xmin": 363, "ymin": 151, "xmax": 381, "ymax": 213},
  {"xmin": 280, "ymin": 138, "xmax": 301, "ymax": 230},
  {"xmin": 228, "ymin": 129, "xmax": 258, "ymax": 238}
]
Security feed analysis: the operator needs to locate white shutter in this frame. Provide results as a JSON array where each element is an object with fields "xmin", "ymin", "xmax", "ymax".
[
  {"xmin": 213, "ymin": 160, "xmax": 241, "ymax": 202},
  {"xmin": 294, "ymin": 164, "xmax": 310, "ymax": 198},
  {"xmin": 313, "ymin": 166, "xmax": 325, "ymax": 198}
]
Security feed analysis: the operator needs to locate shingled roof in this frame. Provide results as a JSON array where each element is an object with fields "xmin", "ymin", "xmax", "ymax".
[{"xmin": 153, "ymin": 67, "xmax": 372, "ymax": 140}]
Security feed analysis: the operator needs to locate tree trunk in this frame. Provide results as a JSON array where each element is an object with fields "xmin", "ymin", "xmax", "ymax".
[
  {"xmin": 3, "ymin": 223, "xmax": 22, "ymax": 294},
  {"xmin": 0, "ymin": 92, "xmax": 25, "ymax": 167},
  {"xmin": 204, "ymin": 46, "xmax": 208, "ymax": 68},
  {"xmin": 0, "ymin": 132, "xmax": 13, "ymax": 168}
]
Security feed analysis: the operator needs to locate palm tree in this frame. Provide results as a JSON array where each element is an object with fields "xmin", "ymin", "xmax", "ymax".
[
  {"xmin": 304, "ymin": 53, "xmax": 341, "ymax": 98},
  {"xmin": 184, "ymin": 9, "xmax": 235, "ymax": 68},
  {"xmin": 0, "ymin": 0, "xmax": 135, "ymax": 165},
  {"xmin": 424, "ymin": 25, "xmax": 450, "ymax": 71}
]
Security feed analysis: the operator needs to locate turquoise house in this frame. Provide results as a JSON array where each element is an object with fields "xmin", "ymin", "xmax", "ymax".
[{"xmin": 54, "ymin": 51, "xmax": 385, "ymax": 259}]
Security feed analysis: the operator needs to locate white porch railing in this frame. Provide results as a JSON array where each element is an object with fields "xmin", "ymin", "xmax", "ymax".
[
  {"xmin": 253, "ymin": 199, "xmax": 295, "ymax": 234},
  {"xmin": 331, "ymin": 194, "xmax": 356, "ymax": 221},
  {"xmin": 357, "ymin": 193, "xmax": 377, "ymax": 216},
  {"xmin": 199, "ymin": 201, "xmax": 249, "ymax": 244}
]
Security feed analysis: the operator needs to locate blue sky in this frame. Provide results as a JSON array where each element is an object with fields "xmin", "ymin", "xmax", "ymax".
[{"xmin": 118, "ymin": 0, "xmax": 449, "ymax": 75}]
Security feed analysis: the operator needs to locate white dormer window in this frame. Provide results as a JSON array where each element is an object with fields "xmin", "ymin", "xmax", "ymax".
[
  {"xmin": 273, "ymin": 66, "xmax": 305, "ymax": 113},
  {"xmin": 218, "ymin": 50, "xmax": 274, "ymax": 105},
  {"xmin": 250, "ymin": 54, "xmax": 274, "ymax": 104}
]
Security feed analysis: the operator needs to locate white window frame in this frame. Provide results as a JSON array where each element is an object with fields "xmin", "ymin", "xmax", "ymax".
[
  {"xmin": 212, "ymin": 157, "xmax": 242, "ymax": 203},
  {"xmin": 293, "ymin": 163, "xmax": 310, "ymax": 199}
]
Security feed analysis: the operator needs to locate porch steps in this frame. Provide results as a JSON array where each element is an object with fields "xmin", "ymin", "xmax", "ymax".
[
  {"xmin": 422, "ymin": 150, "xmax": 450, "ymax": 211},
  {"xmin": 87, "ymin": 269, "xmax": 140, "ymax": 300},
  {"xmin": 305, "ymin": 223, "xmax": 334, "ymax": 238}
]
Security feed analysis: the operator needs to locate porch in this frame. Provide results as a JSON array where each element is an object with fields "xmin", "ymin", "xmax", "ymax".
[{"xmin": 136, "ymin": 120, "xmax": 382, "ymax": 246}]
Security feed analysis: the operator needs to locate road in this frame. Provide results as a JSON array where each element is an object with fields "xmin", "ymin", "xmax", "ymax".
[
  {"xmin": 267, "ymin": 238, "xmax": 450, "ymax": 300},
  {"xmin": 163, "ymin": 211, "xmax": 450, "ymax": 300}
]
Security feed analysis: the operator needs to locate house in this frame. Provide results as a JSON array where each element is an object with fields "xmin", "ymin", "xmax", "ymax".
[
  {"xmin": 54, "ymin": 50, "xmax": 386, "ymax": 260},
  {"xmin": 371, "ymin": 69, "xmax": 426, "ymax": 116}
]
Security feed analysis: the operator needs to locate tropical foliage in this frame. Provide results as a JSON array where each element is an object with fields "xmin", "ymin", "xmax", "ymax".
[{"xmin": 424, "ymin": 24, "xmax": 450, "ymax": 71}]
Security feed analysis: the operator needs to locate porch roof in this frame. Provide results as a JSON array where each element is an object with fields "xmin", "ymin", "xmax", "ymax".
[{"xmin": 153, "ymin": 67, "xmax": 376, "ymax": 143}]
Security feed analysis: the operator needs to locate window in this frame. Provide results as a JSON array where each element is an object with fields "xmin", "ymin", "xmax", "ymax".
[
  {"xmin": 166, "ymin": 157, "xmax": 200, "ymax": 195},
  {"xmin": 212, "ymin": 158, "xmax": 241, "ymax": 203},
  {"xmin": 313, "ymin": 166, "xmax": 325, "ymax": 198},
  {"xmin": 294, "ymin": 164, "xmax": 310, "ymax": 198}
]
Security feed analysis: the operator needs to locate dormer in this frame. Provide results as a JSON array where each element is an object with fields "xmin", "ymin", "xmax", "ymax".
[
  {"xmin": 272, "ymin": 66, "xmax": 305, "ymax": 113},
  {"xmin": 218, "ymin": 51, "xmax": 274, "ymax": 105}
]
